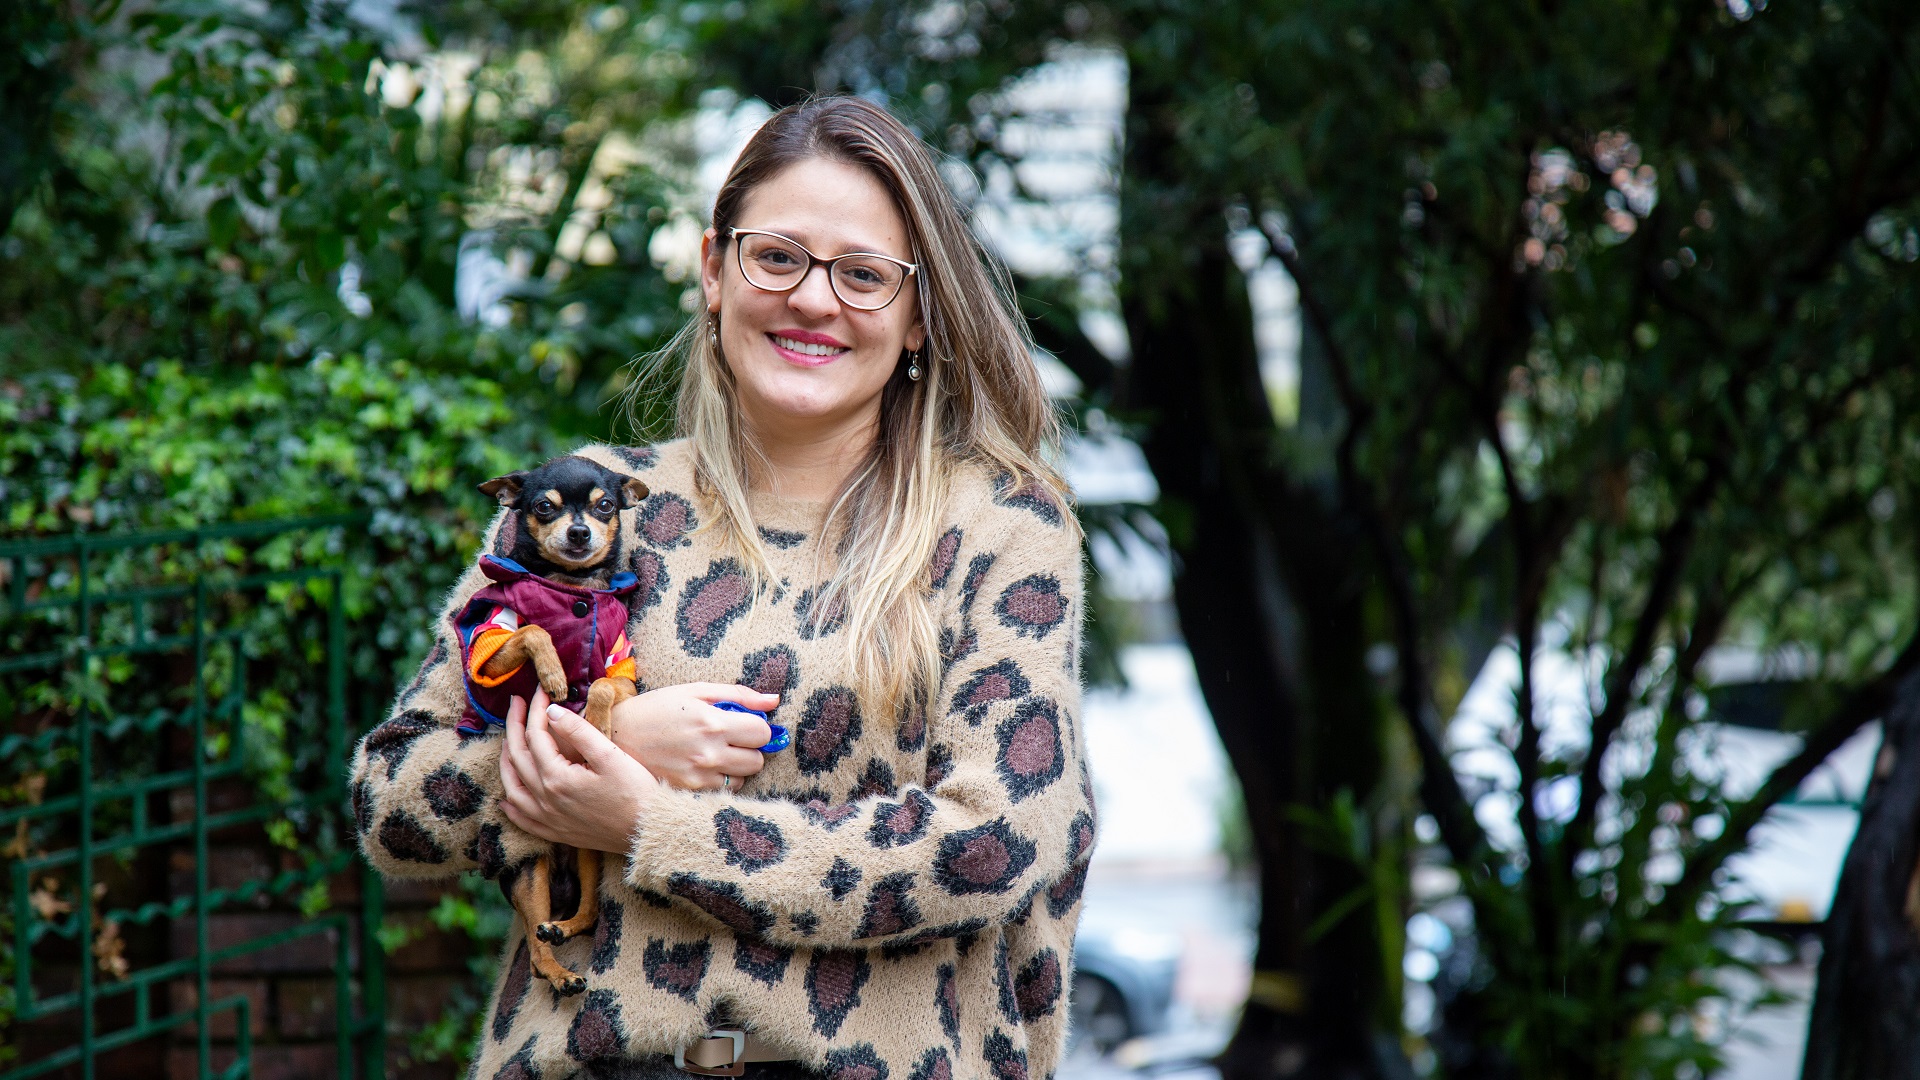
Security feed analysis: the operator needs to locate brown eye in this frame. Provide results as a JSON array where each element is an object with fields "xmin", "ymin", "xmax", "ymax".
[
  {"xmin": 534, "ymin": 499, "xmax": 556, "ymax": 516},
  {"xmin": 595, "ymin": 498, "xmax": 615, "ymax": 515}
]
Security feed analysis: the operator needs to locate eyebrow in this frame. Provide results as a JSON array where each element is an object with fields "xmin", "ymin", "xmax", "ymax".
[{"xmin": 738, "ymin": 225, "xmax": 911, "ymax": 262}]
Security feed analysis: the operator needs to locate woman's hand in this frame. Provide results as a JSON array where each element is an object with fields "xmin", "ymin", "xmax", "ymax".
[
  {"xmin": 500, "ymin": 688, "xmax": 658, "ymax": 854},
  {"xmin": 602, "ymin": 683, "xmax": 778, "ymax": 791}
]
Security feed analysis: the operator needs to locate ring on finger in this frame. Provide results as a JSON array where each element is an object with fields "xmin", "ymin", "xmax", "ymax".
[{"xmin": 720, "ymin": 774, "xmax": 733, "ymax": 791}]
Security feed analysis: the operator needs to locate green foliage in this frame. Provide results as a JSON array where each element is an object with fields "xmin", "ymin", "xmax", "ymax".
[
  {"xmin": 2, "ymin": 0, "xmax": 690, "ymax": 1068},
  {"xmin": 622, "ymin": 0, "xmax": 1920, "ymax": 1074}
]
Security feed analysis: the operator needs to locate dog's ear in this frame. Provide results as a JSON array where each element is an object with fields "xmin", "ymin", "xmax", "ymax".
[
  {"xmin": 478, "ymin": 472, "xmax": 527, "ymax": 507},
  {"xmin": 618, "ymin": 475, "xmax": 650, "ymax": 508}
]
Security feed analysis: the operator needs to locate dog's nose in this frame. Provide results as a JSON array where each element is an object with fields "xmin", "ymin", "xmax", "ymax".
[{"xmin": 568, "ymin": 523, "xmax": 591, "ymax": 544}]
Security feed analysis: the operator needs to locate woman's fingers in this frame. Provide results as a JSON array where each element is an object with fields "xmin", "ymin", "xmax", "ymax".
[
  {"xmin": 716, "ymin": 709, "xmax": 775, "ymax": 750},
  {"xmin": 691, "ymin": 683, "xmax": 781, "ymax": 711},
  {"xmin": 503, "ymin": 695, "xmax": 541, "ymax": 804},
  {"xmin": 715, "ymin": 745, "xmax": 768, "ymax": 778}
]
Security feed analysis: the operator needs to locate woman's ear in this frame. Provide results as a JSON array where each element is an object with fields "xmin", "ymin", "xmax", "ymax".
[
  {"xmin": 699, "ymin": 227, "xmax": 723, "ymax": 313},
  {"xmin": 906, "ymin": 321, "xmax": 926, "ymax": 353}
]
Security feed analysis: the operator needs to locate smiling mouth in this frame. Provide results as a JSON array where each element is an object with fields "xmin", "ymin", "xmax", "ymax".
[{"xmin": 769, "ymin": 333, "xmax": 850, "ymax": 361}]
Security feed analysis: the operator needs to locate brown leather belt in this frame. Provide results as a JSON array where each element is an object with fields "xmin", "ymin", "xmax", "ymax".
[{"xmin": 674, "ymin": 1030, "xmax": 792, "ymax": 1076}]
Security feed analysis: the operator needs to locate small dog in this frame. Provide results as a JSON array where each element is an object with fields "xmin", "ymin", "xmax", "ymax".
[{"xmin": 454, "ymin": 454, "xmax": 648, "ymax": 995}]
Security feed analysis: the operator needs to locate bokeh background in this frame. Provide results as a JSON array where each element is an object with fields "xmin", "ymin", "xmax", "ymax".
[{"xmin": 4, "ymin": 1, "xmax": 1920, "ymax": 1079}]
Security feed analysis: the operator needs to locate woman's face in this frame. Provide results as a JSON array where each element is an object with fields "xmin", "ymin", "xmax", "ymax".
[{"xmin": 700, "ymin": 156, "xmax": 926, "ymax": 441}]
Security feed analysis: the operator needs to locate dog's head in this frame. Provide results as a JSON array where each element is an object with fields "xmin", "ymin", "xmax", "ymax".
[{"xmin": 479, "ymin": 456, "xmax": 649, "ymax": 579}]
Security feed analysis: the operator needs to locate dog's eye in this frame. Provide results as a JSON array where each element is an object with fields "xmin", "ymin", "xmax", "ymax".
[
  {"xmin": 534, "ymin": 500, "xmax": 555, "ymax": 516},
  {"xmin": 595, "ymin": 498, "xmax": 614, "ymax": 515}
]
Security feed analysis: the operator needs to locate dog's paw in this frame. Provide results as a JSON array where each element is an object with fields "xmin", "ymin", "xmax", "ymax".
[
  {"xmin": 556, "ymin": 974, "xmax": 587, "ymax": 997},
  {"xmin": 536, "ymin": 921, "xmax": 567, "ymax": 945},
  {"xmin": 537, "ymin": 669, "xmax": 570, "ymax": 702}
]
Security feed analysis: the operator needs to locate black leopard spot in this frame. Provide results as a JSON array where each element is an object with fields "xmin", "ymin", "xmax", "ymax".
[
  {"xmin": 714, "ymin": 807, "xmax": 787, "ymax": 873},
  {"xmin": 639, "ymin": 492, "xmax": 697, "ymax": 549},
  {"xmin": 795, "ymin": 585, "xmax": 848, "ymax": 641},
  {"xmin": 589, "ymin": 897, "xmax": 625, "ymax": 975},
  {"xmin": 626, "ymin": 548, "xmax": 671, "ymax": 614},
  {"xmin": 733, "ymin": 937, "xmax": 794, "ymax": 986},
  {"xmin": 567, "ymin": 988, "xmax": 627, "ymax": 1061},
  {"xmin": 823, "ymin": 857, "xmax": 862, "ymax": 901},
  {"xmin": 995, "ymin": 698, "xmax": 1064, "ymax": 802},
  {"xmin": 1014, "ymin": 949, "xmax": 1063, "ymax": 1021},
  {"xmin": 848, "ymin": 758, "xmax": 897, "ymax": 802},
  {"xmin": 791, "ymin": 911, "xmax": 821, "ymax": 936},
  {"xmin": 896, "ymin": 701, "xmax": 928, "ymax": 752},
  {"xmin": 677, "ymin": 559, "xmax": 753, "ymax": 657},
  {"xmin": 938, "ymin": 625, "xmax": 978, "ymax": 673},
  {"xmin": 879, "ymin": 917, "xmax": 991, "ymax": 961},
  {"xmin": 960, "ymin": 553, "xmax": 996, "ymax": 610},
  {"xmin": 867, "ymin": 790, "xmax": 935, "ymax": 849},
  {"xmin": 826, "ymin": 1043, "xmax": 889, "ymax": 1080},
  {"xmin": 378, "ymin": 811, "xmax": 448, "ymax": 864},
  {"xmin": 350, "ymin": 780, "xmax": 373, "ymax": 835},
  {"xmin": 983, "ymin": 1031, "xmax": 1029, "ymax": 1080},
  {"xmin": 993, "ymin": 575, "xmax": 1067, "ymax": 639},
  {"xmin": 1046, "ymin": 864, "xmax": 1089, "ymax": 919},
  {"xmin": 759, "ymin": 526, "xmax": 808, "ymax": 550},
  {"xmin": 796, "ymin": 686, "xmax": 862, "ymax": 775},
  {"xmin": 740, "ymin": 645, "xmax": 800, "ymax": 712},
  {"xmin": 933, "ymin": 819, "xmax": 1036, "ymax": 895},
  {"xmin": 929, "ymin": 527, "xmax": 963, "ymax": 589},
  {"xmin": 423, "ymin": 763, "xmax": 486, "ymax": 820},
  {"xmin": 642, "ymin": 938, "xmax": 711, "ymax": 1002},
  {"xmin": 803, "ymin": 797, "xmax": 863, "ymax": 830},
  {"xmin": 632, "ymin": 887, "xmax": 674, "ymax": 909},
  {"xmin": 926, "ymin": 744, "xmax": 955, "ymax": 788},
  {"xmin": 612, "ymin": 445, "xmax": 658, "ymax": 472},
  {"xmin": 363, "ymin": 710, "xmax": 437, "ymax": 780},
  {"xmin": 950, "ymin": 660, "xmax": 1031, "ymax": 726},
  {"xmin": 668, "ymin": 874, "xmax": 775, "ymax": 936},
  {"xmin": 493, "ymin": 940, "xmax": 532, "ymax": 1041},
  {"xmin": 856, "ymin": 873, "xmax": 922, "ymax": 939},
  {"xmin": 994, "ymin": 937, "xmax": 1018, "ymax": 1023},
  {"xmin": 991, "ymin": 470, "xmax": 1064, "ymax": 526},
  {"xmin": 935, "ymin": 963, "xmax": 960, "ymax": 1043},
  {"xmin": 476, "ymin": 822, "xmax": 508, "ymax": 879},
  {"xmin": 911, "ymin": 1048, "xmax": 953, "ymax": 1080},
  {"xmin": 805, "ymin": 949, "xmax": 872, "ymax": 1037}
]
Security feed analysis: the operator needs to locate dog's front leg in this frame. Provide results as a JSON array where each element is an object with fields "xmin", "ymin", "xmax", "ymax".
[
  {"xmin": 538, "ymin": 847, "xmax": 603, "ymax": 946},
  {"xmin": 583, "ymin": 676, "xmax": 638, "ymax": 736},
  {"xmin": 510, "ymin": 854, "xmax": 587, "ymax": 995},
  {"xmin": 480, "ymin": 624, "xmax": 570, "ymax": 702}
]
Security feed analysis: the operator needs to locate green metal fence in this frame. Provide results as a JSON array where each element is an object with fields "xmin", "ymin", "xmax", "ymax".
[{"xmin": 0, "ymin": 517, "xmax": 385, "ymax": 1079}]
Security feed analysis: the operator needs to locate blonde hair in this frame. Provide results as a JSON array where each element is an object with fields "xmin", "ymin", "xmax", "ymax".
[{"xmin": 628, "ymin": 95, "xmax": 1073, "ymax": 718}]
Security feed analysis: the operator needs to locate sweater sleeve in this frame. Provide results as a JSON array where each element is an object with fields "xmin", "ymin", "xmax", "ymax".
[
  {"xmin": 621, "ymin": 494, "xmax": 1094, "ymax": 949},
  {"xmin": 349, "ymin": 508, "xmax": 545, "ymax": 882}
]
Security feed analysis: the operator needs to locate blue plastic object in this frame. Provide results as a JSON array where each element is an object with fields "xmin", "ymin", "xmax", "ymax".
[{"xmin": 714, "ymin": 700, "xmax": 788, "ymax": 752}]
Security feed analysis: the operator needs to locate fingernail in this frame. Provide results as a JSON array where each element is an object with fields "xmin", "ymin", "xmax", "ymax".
[{"xmin": 547, "ymin": 704, "xmax": 569, "ymax": 721}]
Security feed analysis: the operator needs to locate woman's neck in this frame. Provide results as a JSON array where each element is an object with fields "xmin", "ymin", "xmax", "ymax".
[{"xmin": 745, "ymin": 409, "xmax": 880, "ymax": 503}]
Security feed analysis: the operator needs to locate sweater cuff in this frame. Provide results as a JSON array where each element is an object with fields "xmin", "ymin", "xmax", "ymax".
[{"xmin": 626, "ymin": 785, "xmax": 719, "ymax": 889}]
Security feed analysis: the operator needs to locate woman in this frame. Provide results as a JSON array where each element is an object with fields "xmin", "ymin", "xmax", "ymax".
[{"xmin": 352, "ymin": 95, "xmax": 1093, "ymax": 1080}]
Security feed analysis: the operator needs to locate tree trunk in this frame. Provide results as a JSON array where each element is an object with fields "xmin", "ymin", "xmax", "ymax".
[
  {"xmin": 1802, "ymin": 670, "xmax": 1920, "ymax": 1080},
  {"xmin": 1117, "ymin": 58, "xmax": 1405, "ymax": 1080}
]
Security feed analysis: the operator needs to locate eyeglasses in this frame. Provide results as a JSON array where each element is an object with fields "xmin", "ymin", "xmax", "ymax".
[{"xmin": 729, "ymin": 227, "xmax": 918, "ymax": 311}]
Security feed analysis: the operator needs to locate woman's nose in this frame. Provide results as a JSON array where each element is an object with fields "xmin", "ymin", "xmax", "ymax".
[{"xmin": 787, "ymin": 263, "xmax": 842, "ymax": 318}]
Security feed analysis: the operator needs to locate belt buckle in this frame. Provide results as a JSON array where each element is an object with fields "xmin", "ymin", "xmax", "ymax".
[{"xmin": 675, "ymin": 1029, "xmax": 747, "ymax": 1076}]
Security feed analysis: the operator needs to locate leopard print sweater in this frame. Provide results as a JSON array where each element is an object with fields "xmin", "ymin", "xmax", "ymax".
[{"xmin": 350, "ymin": 439, "xmax": 1094, "ymax": 1080}]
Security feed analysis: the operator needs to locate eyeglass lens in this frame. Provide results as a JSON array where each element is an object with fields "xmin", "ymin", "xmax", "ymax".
[{"xmin": 736, "ymin": 232, "xmax": 906, "ymax": 310}]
